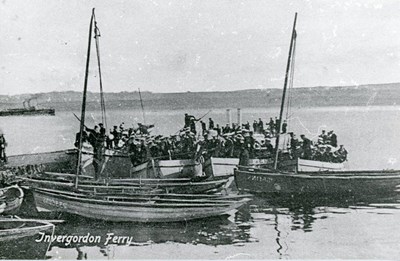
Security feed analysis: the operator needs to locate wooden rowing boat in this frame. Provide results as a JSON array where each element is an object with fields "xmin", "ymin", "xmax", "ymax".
[
  {"xmin": 4, "ymin": 149, "xmax": 77, "ymax": 173},
  {"xmin": 0, "ymin": 218, "xmax": 54, "ymax": 242},
  {"xmin": 32, "ymin": 187, "xmax": 251, "ymax": 222},
  {"xmin": 235, "ymin": 166, "xmax": 400, "ymax": 195},
  {"xmin": 0, "ymin": 185, "xmax": 24, "ymax": 214},
  {"xmin": 23, "ymin": 174, "xmax": 229, "ymax": 194},
  {"xmin": 0, "ymin": 218, "xmax": 54, "ymax": 259}
]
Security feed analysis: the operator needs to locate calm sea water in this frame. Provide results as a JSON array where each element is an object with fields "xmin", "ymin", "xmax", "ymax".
[{"xmin": 2, "ymin": 106, "xmax": 400, "ymax": 259}]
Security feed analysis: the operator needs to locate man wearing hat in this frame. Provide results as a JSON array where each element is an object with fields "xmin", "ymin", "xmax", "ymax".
[
  {"xmin": 258, "ymin": 118, "xmax": 264, "ymax": 133},
  {"xmin": 239, "ymin": 142, "xmax": 250, "ymax": 167},
  {"xmin": 318, "ymin": 130, "xmax": 328, "ymax": 145},
  {"xmin": 200, "ymin": 120, "xmax": 207, "ymax": 135},
  {"xmin": 0, "ymin": 133, "xmax": 7, "ymax": 163},
  {"xmin": 85, "ymin": 125, "xmax": 104, "ymax": 179},
  {"xmin": 268, "ymin": 117, "xmax": 275, "ymax": 135},
  {"xmin": 300, "ymin": 134, "xmax": 312, "ymax": 160},
  {"xmin": 208, "ymin": 118, "xmax": 214, "ymax": 130},
  {"xmin": 111, "ymin": 125, "xmax": 120, "ymax": 148},
  {"xmin": 328, "ymin": 131, "xmax": 338, "ymax": 147}
]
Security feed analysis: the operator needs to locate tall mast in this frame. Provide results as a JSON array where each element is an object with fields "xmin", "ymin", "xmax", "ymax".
[
  {"xmin": 138, "ymin": 88, "xmax": 146, "ymax": 125},
  {"xmin": 274, "ymin": 13, "xmax": 298, "ymax": 170},
  {"xmin": 94, "ymin": 14, "xmax": 107, "ymax": 130},
  {"xmin": 75, "ymin": 8, "xmax": 95, "ymax": 188}
]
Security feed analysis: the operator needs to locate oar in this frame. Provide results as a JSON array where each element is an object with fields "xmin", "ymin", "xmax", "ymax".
[
  {"xmin": 72, "ymin": 113, "xmax": 89, "ymax": 129},
  {"xmin": 174, "ymin": 110, "xmax": 212, "ymax": 134},
  {"xmin": 198, "ymin": 110, "xmax": 212, "ymax": 121}
]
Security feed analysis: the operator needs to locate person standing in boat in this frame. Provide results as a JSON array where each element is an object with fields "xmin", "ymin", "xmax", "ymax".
[
  {"xmin": 184, "ymin": 114, "xmax": 200, "ymax": 128},
  {"xmin": 0, "ymin": 133, "xmax": 7, "ymax": 163},
  {"xmin": 208, "ymin": 118, "xmax": 214, "ymax": 130},
  {"xmin": 200, "ymin": 120, "xmax": 207, "ymax": 135},
  {"xmin": 119, "ymin": 122, "xmax": 125, "ymax": 132},
  {"xmin": 239, "ymin": 141, "xmax": 250, "ymax": 166},
  {"xmin": 215, "ymin": 124, "xmax": 221, "ymax": 135},
  {"xmin": 300, "ymin": 134, "xmax": 312, "ymax": 160},
  {"xmin": 111, "ymin": 126, "xmax": 120, "ymax": 148},
  {"xmin": 190, "ymin": 119, "xmax": 197, "ymax": 135},
  {"xmin": 289, "ymin": 132, "xmax": 299, "ymax": 159},
  {"xmin": 336, "ymin": 145, "xmax": 348, "ymax": 162},
  {"xmin": 258, "ymin": 118, "xmax": 264, "ymax": 133},
  {"xmin": 98, "ymin": 123, "xmax": 106, "ymax": 147},
  {"xmin": 282, "ymin": 120, "xmax": 288, "ymax": 133},
  {"xmin": 318, "ymin": 130, "xmax": 328, "ymax": 144},
  {"xmin": 268, "ymin": 118, "xmax": 275, "ymax": 135},
  {"xmin": 328, "ymin": 131, "xmax": 338, "ymax": 147},
  {"xmin": 74, "ymin": 129, "xmax": 88, "ymax": 148},
  {"xmin": 85, "ymin": 125, "xmax": 103, "ymax": 179},
  {"xmin": 253, "ymin": 120, "xmax": 258, "ymax": 133}
]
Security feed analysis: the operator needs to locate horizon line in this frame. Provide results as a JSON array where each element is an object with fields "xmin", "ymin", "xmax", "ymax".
[{"xmin": 1, "ymin": 81, "xmax": 399, "ymax": 96}]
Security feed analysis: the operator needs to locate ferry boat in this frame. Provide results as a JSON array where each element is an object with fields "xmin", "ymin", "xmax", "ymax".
[{"xmin": 0, "ymin": 97, "xmax": 55, "ymax": 117}]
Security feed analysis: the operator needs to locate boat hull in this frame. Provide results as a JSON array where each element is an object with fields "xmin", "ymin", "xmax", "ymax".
[
  {"xmin": 0, "ymin": 219, "xmax": 54, "ymax": 259},
  {"xmin": 32, "ymin": 189, "xmax": 249, "ymax": 222},
  {"xmin": 24, "ymin": 175, "xmax": 228, "ymax": 195},
  {"xmin": 280, "ymin": 158, "xmax": 345, "ymax": 172},
  {"xmin": 204, "ymin": 157, "xmax": 239, "ymax": 178},
  {"xmin": 0, "ymin": 185, "xmax": 24, "ymax": 214},
  {"xmin": 0, "ymin": 219, "xmax": 54, "ymax": 242},
  {"xmin": 130, "ymin": 159, "xmax": 202, "ymax": 179},
  {"xmin": 235, "ymin": 168, "xmax": 400, "ymax": 195},
  {"xmin": 4, "ymin": 149, "xmax": 77, "ymax": 174},
  {"xmin": 0, "ymin": 108, "xmax": 55, "ymax": 117}
]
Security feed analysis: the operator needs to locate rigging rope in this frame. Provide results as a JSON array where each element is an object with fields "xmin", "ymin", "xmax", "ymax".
[
  {"xmin": 93, "ymin": 14, "xmax": 108, "ymax": 131},
  {"xmin": 285, "ymin": 33, "xmax": 297, "ymax": 131}
]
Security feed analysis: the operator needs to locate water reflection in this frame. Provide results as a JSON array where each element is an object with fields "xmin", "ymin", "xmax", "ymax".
[
  {"xmin": 246, "ymin": 193, "xmax": 400, "ymax": 257},
  {"xmin": 43, "ymin": 209, "xmax": 255, "ymax": 258},
  {"xmin": 249, "ymin": 193, "xmax": 400, "ymax": 231}
]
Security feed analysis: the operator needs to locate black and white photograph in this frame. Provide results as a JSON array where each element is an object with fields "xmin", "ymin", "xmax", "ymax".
[{"xmin": 1, "ymin": 0, "xmax": 400, "ymax": 259}]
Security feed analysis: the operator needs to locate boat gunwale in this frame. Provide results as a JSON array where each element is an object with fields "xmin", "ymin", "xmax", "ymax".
[
  {"xmin": 33, "ymin": 188, "xmax": 245, "ymax": 208},
  {"xmin": 235, "ymin": 168, "xmax": 400, "ymax": 180}
]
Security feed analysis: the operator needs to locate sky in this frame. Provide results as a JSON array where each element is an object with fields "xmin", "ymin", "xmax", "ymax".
[{"xmin": 1, "ymin": 0, "xmax": 400, "ymax": 95}]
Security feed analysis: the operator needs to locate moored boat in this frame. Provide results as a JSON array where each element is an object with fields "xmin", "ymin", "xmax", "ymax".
[
  {"xmin": 0, "ymin": 218, "xmax": 55, "ymax": 259},
  {"xmin": 234, "ymin": 13, "xmax": 367, "ymax": 196},
  {"xmin": 235, "ymin": 166, "xmax": 400, "ymax": 195},
  {"xmin": 0, "ymin": 185, "xmax": 24, "ymax": 214},
  {"xmin": 4, "ymin": 149, "xmax": 77, "ymax": 174},
  {"xmin": 0, "ymin": 218, "xmax": 54, "ymax": 241},
  {"xmin": 24, "ymin": 174, "xmax": 229, "ymax": 194},
  {"xmin": 32, "ymin": 187, "xmax": 251, "ymax": 222}
]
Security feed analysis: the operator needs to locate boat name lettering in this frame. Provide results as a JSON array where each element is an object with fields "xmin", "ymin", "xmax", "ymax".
[
  {"xmin": 247, "ymin": 175, "xmax": 273, "ymax": 183},
  {"xmin": 43, "ymin": 198, "xmax": 67, "ymax": 208}
]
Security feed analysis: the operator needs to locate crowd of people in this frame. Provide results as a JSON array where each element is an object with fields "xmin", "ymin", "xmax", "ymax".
[{"xmin": 75, "ymin": 114, "xmax": 348, "ymax": 172}]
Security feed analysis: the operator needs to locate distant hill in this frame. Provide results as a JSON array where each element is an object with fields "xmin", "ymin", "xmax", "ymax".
[{"xmin": 1, "ymin": 82, "xmax": 400, "ymax": 111}]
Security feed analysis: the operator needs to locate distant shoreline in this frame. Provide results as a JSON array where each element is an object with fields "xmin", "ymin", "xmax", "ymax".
[{"xmin": 1, "ymin": 82, "xmax": 400, "ymax": 111}]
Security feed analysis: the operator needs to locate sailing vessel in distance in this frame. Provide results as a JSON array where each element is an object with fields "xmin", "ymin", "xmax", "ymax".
[{"xmin": 0, "ymin": 97, "xmax": 55, "ymax": 117}]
